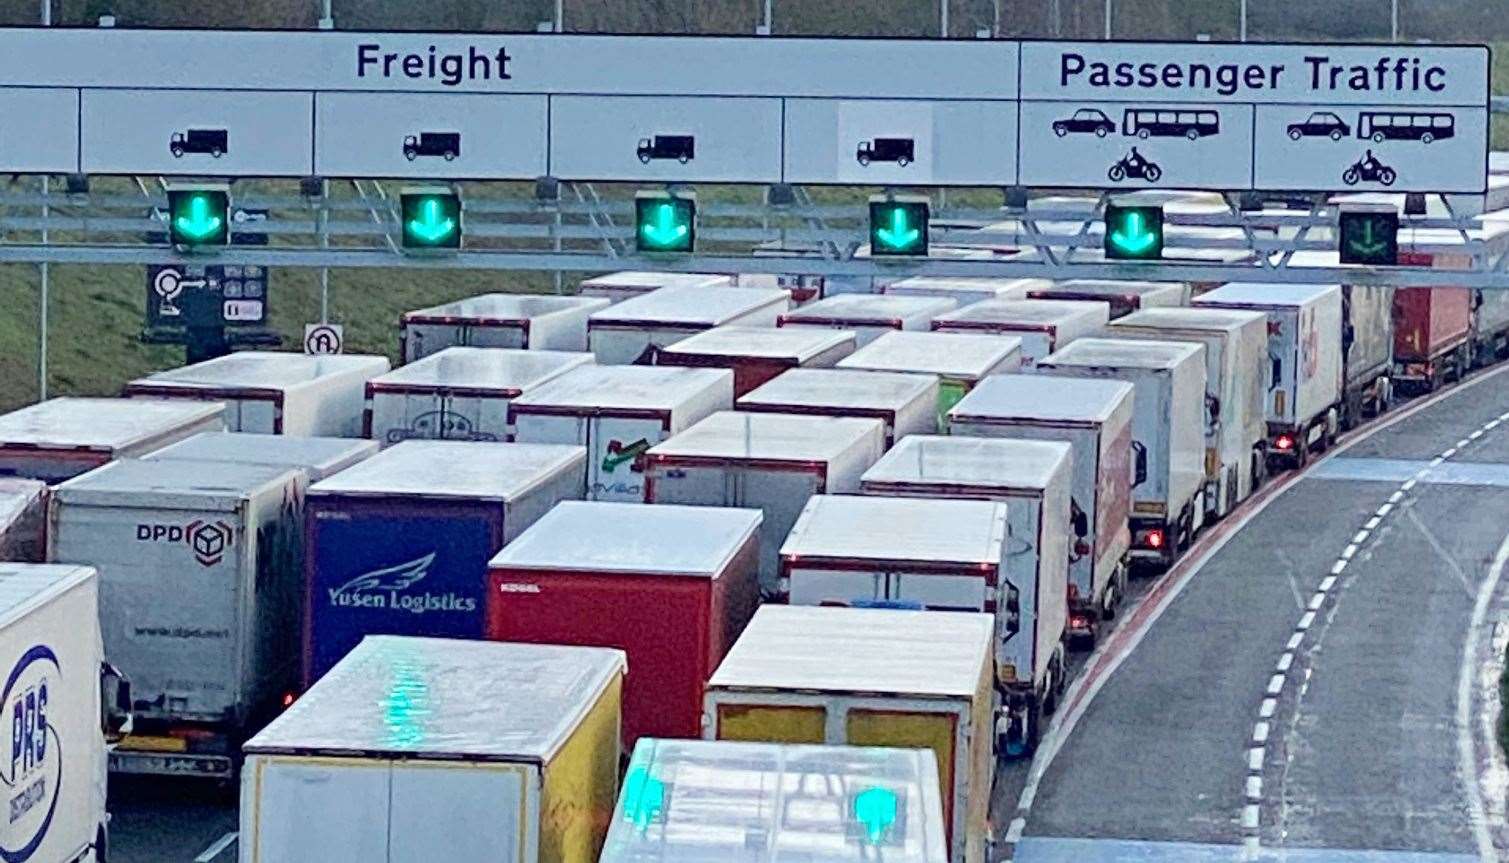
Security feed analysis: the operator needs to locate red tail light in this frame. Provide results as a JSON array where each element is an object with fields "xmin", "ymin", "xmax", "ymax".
[
  {"xmin": 281, "ymin": 692, "xmax": 297, "ymax": 709},
  {"xmin": 1070, "ymin": 613, "xmax": 1091, "ymax": 631},
  {"xmin": 1140, "ymin": 528, "xmax": 1166, "ymax": 550},
  {"xmin": 1274, "ymin": 434, "xmax": 1294, "ymax": 452}
]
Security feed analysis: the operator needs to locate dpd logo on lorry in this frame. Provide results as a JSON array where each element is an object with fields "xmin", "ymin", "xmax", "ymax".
[
  {"xmin": 327, "ymin": 553, "xmax": 478, "ymax": 615},
  {"xmin": 1, "ymin": 646, "xmax": 61, "ymax": 863},
  {"xmin": 136, "ymin": 520, "xmax": 234, "ymax": 567}
]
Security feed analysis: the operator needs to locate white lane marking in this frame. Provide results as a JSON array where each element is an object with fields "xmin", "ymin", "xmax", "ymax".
[
  {"xmin": 1252, "ymin": 721, "xmax": 1270, "ymax": 744},
  {"xmin": 1246, "ymin": 775, "xmax": 1263, "ymax": 799},
  {"xmin": 1330, "ymin": 559, "xmax": 1348, "ymax": 575},
  {"xmin": 1455, "ymin": 531, "xmax": 1509, "ymax": 861},
  {"xmin": 1307, "ymin": 593, "xmax": 1325, "ymax": 611},
  {"xmin": 1402, "ymin": 478, "xmax": 1419, "ymax": 491},
  {"xmin": 1005, "ymin": 817, "xmax": 1026, "ymax": 844},
  {"xmin": 1242, "ymin": 803, "xmax": 1261, "ymax": 829},
  {"xmin": 1266, "ymin": 674, "xmax": 1286, "ymax": 695},
  {"xmin": 1470, "ymin": 428, "xmax": 1485, "ymax": 440},
  {"xmin": 1248, "ymin": 748, "xmax": 1264, "ymax": 771},
  {"xmin": 1431, "ymin": 456, "xmax": 1448, "ymax": 468},
  {"xmin": 1260, "ymin": 698, "xmax": 1277, "ymax": 719},
  {"xmin": 1318, "ymin": 576, "xmax": 1337, "ymax": 593},
  {"xmin": 1297, "ymin": 611, "xmax": 1316, "ymax": 631},
  {"xmin": 1340, "ymin": 544, "xmax": 1358, "ymax": 560},
  {"xmin": 1276, "ymin": 653, "xmax": 1293, "ymax": 673},
  {"xmin": 194, "ymin": 832, "xmax": 238, "ymax": 863},
  {"xmin": 1389, "ymin": 490, "xmax": 1405, "ymax": 504},
  {"xmin": 1365, "ymin": 516, "xmax": 1382, "ymax": 530},
  {"xmin": 1352, "ymin": 529, "xmax": 1370, "ymax": 544},
  {"xmin": 1286, "ymin": 632, "xmax": 1304, "ymax": 651}
]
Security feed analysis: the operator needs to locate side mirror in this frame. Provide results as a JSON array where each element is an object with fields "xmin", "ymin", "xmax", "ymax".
[
  {"xmin": 100, "ymin": 663, "xmax": 132, "ymax": 741},
  {"xmin": 1070, "ymin": 500, "xmax": 1089, "ymax": 538},
  {"xmin": 1132, "ymin": 441, "xmax": 1149, "ymax": 486}
]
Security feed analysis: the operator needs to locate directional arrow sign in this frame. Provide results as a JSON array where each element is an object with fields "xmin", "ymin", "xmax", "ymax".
[
  {"xmin": 407, "ymin": 198, "xmax": 456, "ymax": 243},
  {"xmin": 868, "ymin": 196, "xmax": 929, "ymax": 256},
  {"xmin": 167, "ymin": 187, "xmax": 230, "ymax": 248},
  {"xmin": 635, "ymin": 192, "xmax": 696, "ymax": 254},
  {"xmin": 1338, "ymin": 209, "xmax": 1399, "ymax": 265},
  {"xmin": 1104, "ymin": 204, "xmax": 1164, "ymax": 261},
  {"xmin": 400, "ymin": 188, "xmax": 463, "ymax": 251},
  {"xmin": 853, "ymin": 786, "xmax": 899, "ymax": 844}
]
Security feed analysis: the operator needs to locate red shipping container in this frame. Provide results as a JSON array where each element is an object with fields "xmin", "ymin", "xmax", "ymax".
[
  {"xmin": 486, "ymin": 501, "xmax": 761, "ymax": 747},
  {"xmin": 1392, "ymin": 284, "xmax": 1471, "ymax": 363}
]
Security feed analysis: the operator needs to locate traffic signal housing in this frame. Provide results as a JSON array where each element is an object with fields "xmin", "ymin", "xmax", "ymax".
[
  {"xmin": 635, "ymin": 191, "xmax": 696, "ymax": 254},
  {"xmin": 868, "ymin": 195, "xmax": 929, "ymax": 257},
  {"xmin": 1104, "ymin": 204, "xmax": 1164, "ymax": 261},
  {"xmin": 166, "ymin": 185, "xmax": 230, "ymax": 250},
  {"xmin": 1337, "ymin": 208, "xmax": 1399, "ymax": 265},
  {"xmin": 400, "ymin": 187, "xmax": 463, "ymax": 252}
]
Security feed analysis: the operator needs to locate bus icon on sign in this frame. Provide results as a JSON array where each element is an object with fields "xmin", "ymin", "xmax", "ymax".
[
  {"xmin": 169, "ymin": 129, "xmax": 228, "ymax": 158},
  {"xmin": 1358, "ymin": 111, "xmax": 1454, "ymax": 144},
  {"xmin": 1121, "ymin": 109, "xmax": 1219, "ymax": 140}
]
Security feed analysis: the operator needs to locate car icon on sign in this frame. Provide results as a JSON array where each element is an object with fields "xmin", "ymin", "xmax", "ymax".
[
  {"xmin": 1053, "ymin": 108, "xmax": 1115, "ymax": 138},
  {"xmin": 1287, "ymin": 112, "xmax": 1351, "ymax": 141}
]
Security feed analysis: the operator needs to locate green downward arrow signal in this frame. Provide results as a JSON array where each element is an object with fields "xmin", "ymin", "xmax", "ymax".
[
  {"xmin": 1350, "ymin": 220, "xmax": 1387, "ymax": 256},
  {"xmin": 875, "ymin": 207, "xmax": 920, "ymax": 250},
  {"xmin": 407, "ymin": 198, "xmax": 456, "ymax": 243},
  {"xmin": 1110, "ymin": 211, "xmax": 1157, "ymax": 254},
  {"xmin": 174, "ymin": 196, "xmax": 223, "ymax": 241},
  {"xmin": 640, "ymin": 203, "xmax": 689, "ymax": 247},
  {"xmin": 854, "ymin": 786, "xmax": 898, "ymax": 843}
]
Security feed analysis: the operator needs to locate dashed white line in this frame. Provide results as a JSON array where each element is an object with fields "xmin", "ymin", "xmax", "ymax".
[
  {"xmin": 1297, "ymin": 611, "xmax": 1316, "ymax": 631},
  {"xmin": 1389, "ymin": 490, "xmax": 1405, "ymax": 504},
  {"xmin": 1307, "ymin": 593, "xmax": 1326, "ymax": 611},
  {"xmin": 1377, "ymin": 502, "xmax": 1395, "ymax": 517},
  {"xmin": 1470, "ymin": 428, "xmax": 1485, "ymax": 440},
  {"xmin": 1276, "ymin": 653, "xmax": 1293, "ymax": 673},
  {"xmin": 1286, "ymin": 632, "xmax": 1304, "ymax": 651},
  {"xmin": 1242, "ymin": 803, "xmax": 1261, "ymax": 829},
  {"xmin": 1259, "ymin": 698, "xmax": 1277, "ymax": 719},
  {"xmin": 1364, "ymin": 516, "xmax": 1382, "ymax": 530},
  {"xmin": 1266, "ymin": 673, "xmax": 1286, "ymax": 695},
  {"xmin": 1330, "ymin": 559, "xmax": 1348, "ymax": 575},
  {"xmin": 1248, "ymin": 748, "xmax": 1265, "ymax": 771},
  {"xmin": 1252, "ymin": 721, "xmax": 1271, "ymax": 744},
  {"xmin": 1402, "ymin": 478, "xmax": 1419, "ymax": 492},
  {"xmin": 1246, "ymin": 775, "xmax": 1263, "ymax": 799},
  {"xmin": 1318, "ymin": 575, "xmax": 1337, "ymax": 593}
]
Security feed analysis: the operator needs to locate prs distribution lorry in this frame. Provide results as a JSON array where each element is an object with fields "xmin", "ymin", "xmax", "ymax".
[
  {"xmin": 364, "ymin": 348, "xmax": 593, "ymax": 446},
  {"xmin": 643, "ymin": 411, "xmax": 886, "ymax": 593},
  {"xmin": 704, "ymin": 605, "xmax": 994, "ymax": 863},
  {"xmin": 488, "ymin": 501, "xmax": 761, "ymax": 746},
  {"xmin": 1108, "ymin": 307, "xmax": 1269, "ymax": 518},
  {"xmin": 1037, "ymin": 338, "xmax": 1207, "ymax": 568},
  {"xmin": 0, "ymin": 398, "xmax": 224, "ymax": 483},
  {"xmin": 859, "ymin": 434, "xmax": 1071, "ymax": 754},
  {"xmin": 587, "ymin": 286, "xmax": 791, "ymax": 365},
  {"xmin": 125, "ymin": 352, "xmax": 390, "ymax": 437},
  {"xmin": 510, "ymin": 366, "xmax": 732, "ymax": 502},
  {"xmin": 50, "ymin": 458, "xmax": 304, "ymax": 779},
  {"xmin": 655, "ymin": 326, "xmax": 856, "ymax": 396},
  {"xmin": 1196, "ymin": 283, "xmax": 1346, "ymax": 469},
  {"xmin": 738, "ymin": 369, "xmax": 938, "ymax": 447},
  {"xmin": 837, "ymin": 331, "xmax": 1022, "ymax": 427},
  {"xmin": 600, "ymin": 738, "xmax": 948, "ymax": 863},
  {"xmin": 779, "ymin": 294, "xmax": 958, "ymax": 346},
  {"xmin": 0, "ymin": 565, "xmax": 127, "ymax": 863},
  {"xmin": 399, "ymin": 293, "xmax": 609, "ymax": 360},
  {"xmin": 240, "ymin": 636, "xmax": 626, "ymax": 863},
  {"xmin": 931, "ymin": 299, "xmax": 1109, "ymax": 367},
  {"xmin": 947, "ymin": 374, "xmax": 1133, "ymax": 642}
]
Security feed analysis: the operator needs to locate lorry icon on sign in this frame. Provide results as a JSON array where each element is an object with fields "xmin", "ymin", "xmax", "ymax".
[
  {"xmin": 637, "ymin": 135, "xmax": 695, "ymax": 164},
  {"xmin": 403, "ymin": 132, "xmax": 461, "ymax": 161},
  {"xmin": 169, "ymin": 129, "xmax": 228, "ymax": 158},
  {"xmin": 856, "ymin": 138, "xmax": 915, "ymax": 167}
]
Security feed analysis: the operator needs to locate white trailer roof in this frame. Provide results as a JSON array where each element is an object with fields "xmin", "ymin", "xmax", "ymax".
[
  {"xmin": 837, "ymin": 331, "xmax": 1021, "ymax": 380},
  {"xmin": 885, "ymin": 276, "xmax": 1041, "ymax": 298},
  {"xmin": 1195, "ymin": 282, "xmax": 1341, "ymax": 307},
  {"xmin": 511, "ymin": 365, "xmax": 731, "ymax": 412},
  {"xmin": 581, "ymin": 271, "xmax": 732, "ymax": 290},
  {"xmin": 660, "ymin": 326, "xmax": 855, "ymax": 361},
  {"xmin": 0, "ymin": 564, "xmax": 94, "ymax": 628},
  {"xmin": 490, "ymin": 500, "xmax": 761, "ymax": 578},
  {"xmin": 309, "ymin": 440, "xmax": 583, "ymax": 502},
  {"xmin": 142, "ymin": 432, "xmax": 377, "ymax": 480},
  {"xmin": 128, "ymin": 351, "xmax": 389, "ymax": 391},
  {"xmin": 862, "ymin": 435, "xmax": 1071, "ymax": 493},
  {"xmin": 947, "ymin": 374, "xmax": 1133, "ymax": 424},
  {"xmin": 403, "ymin": 293, "xmax": 608, "ymax": 322},
  {"xmin": 0, "ymin": 478, "xmax": 43, "ymax": 525},
  {"xmin": 603, "ymin": 738, "xmax": 948, "ymax": 863},
  {"xmin": 934, "ymin": 298, "xmax": 1109, "ymax": 327},
  {"xmin": 739, "ymin": 369, "xmax": 936, "ymax": 412},
  {"xmin": 590, "ymin": 285, "xmax": 789, "ymax": 325},
  {"xmin": 780, "ymin": 494, "xmax": 1005, "ymax": 567},
  {"xmin": 243, "ymin": 635, "xmax": 626, "ymax": 762},
  {"xmin": 368, "ymin": 347, "xmax": 593, "ymax": 394},
  {"xmin": 1041, "ymin": 337, "xmax": 1204, "ymax": 371},
  {"xmin": 1031, "ymin": 280, "xmax": 1186, "ymax": 299},
  {"xmin": 0, "ymin": 397, "xmax": 224, "ymax": 451},
  {"xmin": 647, "ymin": 411, "xmax": 885, "ymax": 464},
  {"xmin": 1112, "ymin": 307, "xmax": 1267, "ymax": 334},
  {"xmin": 52, "ymin": 457, "xmax": 298, "ymax": 509},
  {"xmin": 781, "ymin": 294, "xmax": 956, "ymax": 324},
  {"xmin": 708, "ymin": 604, "xmax": 993, "ymax": 698}
]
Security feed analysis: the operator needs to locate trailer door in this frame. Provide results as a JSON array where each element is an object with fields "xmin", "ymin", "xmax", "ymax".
[
  {"xmin": 590, "ymin": 415, "xmax": 666, "ymax": 502},
  {"xmin": 245, "ymin": 758, "xmax": 391, "ymax": 863},
  {"xmin": 389, "ymin": 762, "xmax": 532, "ymax": 863}
]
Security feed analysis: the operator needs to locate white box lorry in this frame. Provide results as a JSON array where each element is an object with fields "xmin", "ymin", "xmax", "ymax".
[
  {"xmin": 579, "ymin": 271, "xmax": 733, "ymax": 305},
  {"xmin": 49, "ymin": 458, "xmax": 306, "ymax": 779},
  {"xmin": 655, "ymin": 326, "xmax": 856, "ymax": 396},
  {"xmin": 0, "ymin": 564, "xmax": 127, "ymax": 863},
  {"xmin": 0, "ymin": 398, "xmax": 225, "ymax": 484},
  {"xmin": 1195, "ymin": 283, "xmax": 1346, "ymax": 470},
  {"xmin": 946, "ymin": 374, "xmax": 1133, "ymax": 643},
  {"xmin": 738, "ymin": 369, "xmax": 938, "ymax": 447},
  {"xmin": 510, "ymin": 366, "xmax": 733, "ymax": 502},
  {"xmin": 141, "ymin": 431, "xmax": 378, "ymax": 482},
  {"xmin": 124, "ymin": 352, "xmax": 390, "ymax": 437},
  {"xmin": 588, "ymin": 286, "xmax": 791, "ymax": 365},
  {"xmin": 859, "ymin": 434, "xmax": 1071, "ymax": 757},
  {"xmin": 0, "ymin": 479, "xmax": 46, "ymax": 562},
  {"xmin": 399, "ymin": 293, "xmax": 610, "ymax": 361},
  {"xmin": 778, "ymin": 294, "xmax": 958, "ymax": 346},
  {"xmin": 837, "ymin": 331, "xmax": 1022, "ymax": 429},
  {"xmin": 364, "ymin": 347, "xmax": 593, "ymax": 446},
  {"xmin": 240, "ymin": 635, "xmax": 626, "ymax": 863},
  {"xmin": 1108, "ymin": 307, "xmax": 1269, "ymax": 519},
  {"xmin": 1036, "ymin": 338, "xmax": 1207, "ymax": 569},
  {"xmin": 704, "ymin": 605, "xmax": 994, "ymax": 863},
  {"xmin": 1025, "ymin": 280, "xmax": 1188, "ymax": 319},
  {"xmin": 644, "ymin": 411, "xmax": 886, "ymax": 594},
  {"xmin": 601, "ymin": 738, "xmax": 949, "ymax": 863},
  {"xmin": 882, "ymin": 277, "xmax": 1042, "ymax": 308},
  {"xmin": 931, "ymin": 299, "xmax": 1109, "ymax": 367}
]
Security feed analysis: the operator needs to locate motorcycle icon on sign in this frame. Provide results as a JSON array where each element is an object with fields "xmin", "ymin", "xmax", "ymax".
[
  {"xmin": 1342, "ymin": 150, "xmax": 1397, "ymax": 186},
  {"xmin": 1108, "ymin": 148, "xmax": 1162, "ymax": 184}
]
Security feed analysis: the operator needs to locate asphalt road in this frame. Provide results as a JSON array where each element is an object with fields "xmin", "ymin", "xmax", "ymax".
[{"xmin": 1013, "ymin": 368, "xmax": 1509, "ymax": 861}]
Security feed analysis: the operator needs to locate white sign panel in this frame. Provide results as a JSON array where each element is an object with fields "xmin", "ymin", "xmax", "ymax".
[
  {"xmin": 783, "ymin": 99, "xmax": 1018, "ymax": 186},
  {"xmin": 0, "ymin": 88, "xmax": 78, "ymax": 173},
  {"xmin": 80, "ymin": 89, "xmax": 313, "ymax": 176},
  {"xmin": 549, "ymin": 95, "xmax": 783, "ymax": 183},
  {"xmin": 314, "ymin": 92, "xmax": 547, "ymax": 179},
  {"xmin": 1019, "ymin": 101, "xmax": 1253, "ymax": 189},
  {"xmin": 304, "ymin": 323, "xmax": 344, "ymax": 355}
]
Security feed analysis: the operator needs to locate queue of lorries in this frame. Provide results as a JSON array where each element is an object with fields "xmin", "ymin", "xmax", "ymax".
[{"xmin": 5, "ymin": 200, "xmax": 1509, "ymax": 862}]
